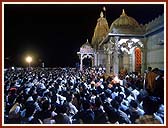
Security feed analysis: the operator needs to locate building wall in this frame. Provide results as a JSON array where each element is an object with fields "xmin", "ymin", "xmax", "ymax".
[
  {"xmin": 123, "ymin": 53, "xmax": 130, "ymax": 71},
  {"xmin": 146, "ymin": 31, "xmax": 164, "ymax": 69},
  {"xmin": 97, "ymin": 50, "xmax": 106, "ymax": 67}
]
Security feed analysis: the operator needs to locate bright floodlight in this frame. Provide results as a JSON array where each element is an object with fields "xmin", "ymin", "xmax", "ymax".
[{"xmin": 26, "ymin": 56, "xmax": 32, "ymax": 63}]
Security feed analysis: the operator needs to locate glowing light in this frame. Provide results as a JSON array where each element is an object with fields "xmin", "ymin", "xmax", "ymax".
[{"xmin": 26, "ymin": 56, "xmax": 32, "ymax": 63}]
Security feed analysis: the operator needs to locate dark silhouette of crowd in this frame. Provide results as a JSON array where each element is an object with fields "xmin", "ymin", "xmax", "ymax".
[{"xmin": 4, "ymin": 66, "xmax": 164, "ymax": 124}]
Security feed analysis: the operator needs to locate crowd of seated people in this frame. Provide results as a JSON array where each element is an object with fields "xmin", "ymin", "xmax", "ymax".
[{"xmin": 4, "ymin": 66, "xmax": 164, "ymax": 124}]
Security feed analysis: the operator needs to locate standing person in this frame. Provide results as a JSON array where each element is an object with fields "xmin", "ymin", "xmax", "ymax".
[
  {"xmin": 65, "ymin": 93, "xmax": 78, "ymax": 120},
  {"xmin": 145, "ymin": 67, "xmax": 158, "ymax": 95},
  {"xmin": 153, "ymin": 69, "xmax": 164, "ymax": 104}
]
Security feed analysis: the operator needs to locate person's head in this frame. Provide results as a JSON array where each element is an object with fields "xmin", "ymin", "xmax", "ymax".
[
  {"xmin": 111, "ymin": 99, "xmax": 120, "ymax": 110},
  {"xmin": 130, "ymin": 100, "xmax": 138, "ymax": 109},
  {"xmin": 107, "ymin": 108, "xmax": 119, "ymax": 123},
  {"xmin": 61, "ymin": 103, "xmax": 69, "ymax": 114},
  {"xmin": 142, "ymin": 96, "xmax": 160, "ymax": 115},
  {"xmin": 148, "ymin": 67, "xmax": 152, "ymax": 71},
  {"xmin": 152, "ymin": 68, "xmax": 159, "ymax": 73},
  {"xmin": 42, "ymin": 100, "xmax": 50, "ymax": 111},
  {"xmin": 124, "ymin": 88, "xmax": 131, "ymax": 97},
  {"xmin": 115, "ymin": 96, "xmax": 123, "ymax": 104},
  {"xmin": 15, "ymin": 94, "xmax": 24, "ymax": 104},
  {"xmin": 66, "ymin": 94, "xmax": 73, "ymax": 102},
  {"xmin": 32, "ymin": 94, "xmax": 38, "ymax": 101},
  {"xmin": 54, "ymin": 113, "xmax": 69, "ymax": 124},
  {"xmin": 157, "ymin": 69, "xmax": 164, "ymax": 77},
  {"xmin": 25, "ymin": 101, "xmax": 36, "ymax": 117},
  {"xmin": 95, "ymin": 97, "xmax": 102, "ymax": 108},
  {"xmin": 82, "ymin": 100, "xmax": 91, "ymax": 110},
  {"xmin": 9, "ymin": 87, "xmax": 17, "ymax": 94},
  {"xmin": 118, "ymin": 93, "xmax": 124, "ymax": 100}
]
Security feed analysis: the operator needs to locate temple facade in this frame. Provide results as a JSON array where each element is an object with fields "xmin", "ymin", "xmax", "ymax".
[{"xmin": 78, "ymin": 8, "xmax": 164, "ymax": 74}]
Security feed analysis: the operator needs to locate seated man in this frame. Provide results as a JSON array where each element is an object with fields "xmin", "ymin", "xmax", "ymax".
[{"xmin": 135, "ymin": 96, "xmax": 163, "ymax": 124}]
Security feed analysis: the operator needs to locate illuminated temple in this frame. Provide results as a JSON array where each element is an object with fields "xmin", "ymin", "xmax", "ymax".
[{"xmin": 78, "ymin": 8, "xmax": 164, "ymax": 74}]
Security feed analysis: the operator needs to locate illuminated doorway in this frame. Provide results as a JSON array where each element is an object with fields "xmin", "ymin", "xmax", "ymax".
[{"xmin": 135, "ymin": 47, "xmax": 142, "ymax": 73}]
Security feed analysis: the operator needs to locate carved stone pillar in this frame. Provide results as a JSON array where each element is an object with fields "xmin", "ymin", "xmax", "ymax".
[
  {"xmin": 104, "ymin": 42, "xmax": 113, "ymax": 74},
  {"xmin": 119, "ymin": 54, "xmax": 123, "ymax": 71},
  {"xmin": 113, "ymin": 36, "xmax": 119, "ymax": 75},
  {"xmin": 141, "ymin": 38, "xmax": 147, "ymax": 73},
  {"xmin": 94, "ymin": 52, "xmax": 97, "ymax": 66},
  {"xmin": 97, "ymin": 52, "xmax": 100, "ymax": 66},
  {"xmin": 106, "ymin": 52, "xmax": 111, "ymax": 74},
  {"xmin": 80, "ymin": 54, "xmax": 83, "ymax": 71}
]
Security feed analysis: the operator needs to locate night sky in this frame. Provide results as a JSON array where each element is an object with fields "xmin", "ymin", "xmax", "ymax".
[{"xmin": 4, "ymin": 3, "xmax": 164, "ymax": 68}]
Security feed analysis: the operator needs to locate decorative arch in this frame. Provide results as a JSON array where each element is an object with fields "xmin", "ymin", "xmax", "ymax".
[
  {"xmin": 82, "ymin": 54, "xmax": 94, "ymax": 68},
  {"xmin": 77, "ymin": 39, "xmax": 95, "ymax": 71}
]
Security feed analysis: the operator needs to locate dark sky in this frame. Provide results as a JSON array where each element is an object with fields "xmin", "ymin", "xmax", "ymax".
[{"xmin": 4, "ymin": 3, "xmax": 164, "ymax": 68}]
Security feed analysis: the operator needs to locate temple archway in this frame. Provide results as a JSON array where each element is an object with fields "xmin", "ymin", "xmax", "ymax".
[
  {"xmin": 83, "ymin": 56, "xmax": 92, "ymax": 68},
  {"xmin": 77, "ymin": 39, "xmax": 95, "ymax": 71}
]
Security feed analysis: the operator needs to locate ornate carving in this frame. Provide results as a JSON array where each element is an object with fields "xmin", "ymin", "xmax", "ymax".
[{"xmin": 104, "ymin": 42, "xmax": 113, "ymax": 54}]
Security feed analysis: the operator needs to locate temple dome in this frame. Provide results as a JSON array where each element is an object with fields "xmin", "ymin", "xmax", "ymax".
[
  {"xmin": 80, "ymin": 39, "xmax": 94, "ymax": 53},
  {"xmin": 109, "ymin": 9, "xmax": 143, "ymax": 34}
]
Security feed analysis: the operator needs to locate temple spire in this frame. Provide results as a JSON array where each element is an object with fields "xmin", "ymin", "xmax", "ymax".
[
  {"xmin": 102, "ymin": 6, "xmax": 106, "ymax": 18},
  {"xmin": 86, "ymin": 39, "xmax": 89, "ymax": 43},
  {"xmin": 100, "ymin": 11, "xmax": 104, "ymax": 18},
  {"xmin": 121, "ymin": 9, "xmax": 126, "ymax": 16}
]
